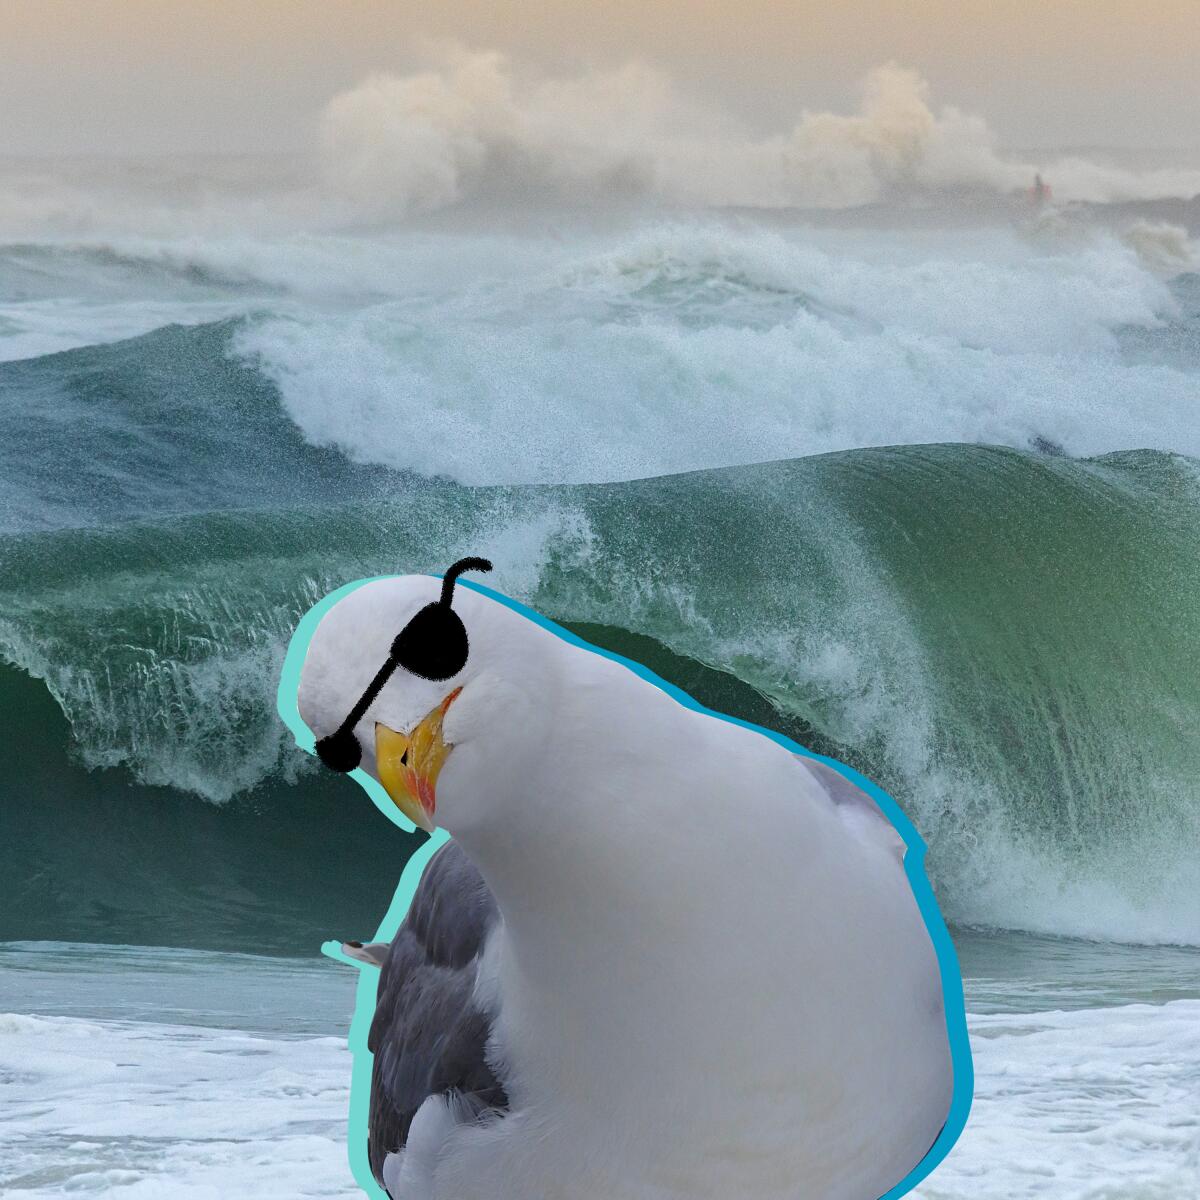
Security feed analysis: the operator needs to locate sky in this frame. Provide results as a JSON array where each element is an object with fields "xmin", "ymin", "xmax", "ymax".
[{"xmin": 2, "ymin": 0, "xmax": 1199, "ymax": 157}]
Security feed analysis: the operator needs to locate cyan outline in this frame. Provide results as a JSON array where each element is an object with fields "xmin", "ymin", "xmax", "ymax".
[{"xmin": 277, "ymin": 573, "xmax": 974, "ymax": 1200}]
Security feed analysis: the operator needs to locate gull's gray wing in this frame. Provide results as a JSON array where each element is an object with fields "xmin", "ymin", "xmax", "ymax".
[
  {"xmin": 800, "ymin": 756, "xmax": 906, "ymax": 858},
  {"xmin": 366, "ymin": 839, "xmax": 506, "ymax": 1190}
]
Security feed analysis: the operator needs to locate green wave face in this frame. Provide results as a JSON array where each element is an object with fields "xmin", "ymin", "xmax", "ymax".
[{"xmin": 2, "ymin": 443, "xmax": 1198, "ymax": 947}]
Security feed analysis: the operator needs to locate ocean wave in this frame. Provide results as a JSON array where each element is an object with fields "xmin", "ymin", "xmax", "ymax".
[
  {"xmin": 2, "ymin": 445, "xmax": 1197, "ymax": 946},
  {"xmin": 0, "ymin": 319, "xmax": 408, "ymax": 533},
  {"xmin": 235, "ymin": 225, "xmax": 1200, "ymax": 483},
  {"xmin": 5, "ymin": 66, "xmax": 1200, "ymax": 249},
  {"xmin": 0, "ymin": 239, "xmax": 268, "ymax": 363},
  {"xmin": 0, "ymin": 230, "xmax": 548, "ymax": 363},
  {"xmin": 319, "ymin": 51, "xmax": 1200, "ymax": 213},
  {"xmin": 0, "ymin": 232, "xmax": 549, "ymax": 307},
  {"xmin": 0, "ymin": 240, "xmax": 275, "ymax": 297},
  {"xmin": 4, "ymin": 222, "xmax": 1196, "ymax": 498}
]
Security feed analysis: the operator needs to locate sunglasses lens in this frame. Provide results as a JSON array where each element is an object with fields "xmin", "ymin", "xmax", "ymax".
[
  {"xmin": 392, "ymin": 605, "xmax": 469, "ymax": 681},
  {"xmin": 316, "ymin": 729, "xmax": 362, "ymax": 774}
]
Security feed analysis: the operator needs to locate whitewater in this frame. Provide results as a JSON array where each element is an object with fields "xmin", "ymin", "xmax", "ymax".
[
  {"xmin": 2, "ymin": 60, "xmax": 1199, "ymax": 1197},
  {"xmin": 3, "ymin": 938, "xmax": 1198, "ymax": 1198},
  {"xmin": 3, "ymin": 220, "xmax": 1199, "ymax": 481}
]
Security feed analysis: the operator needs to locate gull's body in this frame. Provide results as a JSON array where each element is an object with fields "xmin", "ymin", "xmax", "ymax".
[{"xmin": 298, "ymin": 575, "xmax": 955, "ymax": 1200}]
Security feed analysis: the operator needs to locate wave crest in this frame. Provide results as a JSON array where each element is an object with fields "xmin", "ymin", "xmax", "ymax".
[
  {"xmin": 3, "ymin": 446, "xmax": 1198, "ymax": 945},
  {"xmin": 234, "ymin": 225, "xmax": 1199, "ymax": 484},
  {"xmin": 319, "ymin": 51, "xmax": 1200, "ymax": 213}
]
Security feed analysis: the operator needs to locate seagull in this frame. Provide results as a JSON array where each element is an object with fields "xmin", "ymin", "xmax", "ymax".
[{"xmin": 297, "ymin": 562, "xmax": 956, "ymax": 1200}]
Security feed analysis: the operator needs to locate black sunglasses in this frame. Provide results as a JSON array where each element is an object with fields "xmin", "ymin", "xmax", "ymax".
[{"xmin": 314, "ymin": 557, "xmax": 493, "ymax": 774}]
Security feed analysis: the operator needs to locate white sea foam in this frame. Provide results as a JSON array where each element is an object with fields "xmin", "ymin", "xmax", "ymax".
[
  {"xmin": 0, "ymin": 297, "xmax": 249, "ymax": 363},
  {"xmin": 926, "ymin": 813, "xmax": 1200, "ymax": 949},
  {"xmin": 3, "ymin": 59, "xmax": 1199, "ymax": 250},
  {"xmin": 319, "ymin": 51, "xmax": 1200, "ymax": 214},
  {"xmin": 233, "ymin": 223, "xmax": 1199, "ymax": 484},
  {"xmin": 6, "ymin": 221, "xmax": 1194, "ymax": 477},
  {"xmin": 0, "ymin": 1011, "xmax": 357, "ymax": 1196},
  {"xmin": 2, "ymin": 941, "xmax": 1196, "ymax": 1198},
  {"xmin": 916, "ymin": 1000, "xmax": 1200, "ymax": 1199}
]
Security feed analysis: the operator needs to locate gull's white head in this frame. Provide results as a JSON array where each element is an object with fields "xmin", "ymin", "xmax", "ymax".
[{"xmin": 297, "ymin": 565, "xmax": 559, "ymax": 835}]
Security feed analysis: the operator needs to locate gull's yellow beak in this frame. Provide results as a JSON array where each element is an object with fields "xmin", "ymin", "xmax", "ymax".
[{"xmin": 374, "ymin": 688, "xmax": 462, "ymax": 832}]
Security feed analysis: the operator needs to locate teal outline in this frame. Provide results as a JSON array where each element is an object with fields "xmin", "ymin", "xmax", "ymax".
[{"xmin": 277, "ymin": 574, "xmax": 973, "ymax": 1200}]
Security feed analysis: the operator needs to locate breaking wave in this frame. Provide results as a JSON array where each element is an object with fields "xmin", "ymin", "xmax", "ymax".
[
  {"xmin": 319, "ymin": 52, "xmax": 1200, "ymax": 214},
  {"xmin": 2, "ymin": 207, "xmax": 1198, "ymax": 953},
  {"xmin": 2, "ymin": 431, "xmax": 1198, "ymax": 948},
  {"xmin": 233, "ymin": 226, "xmax": 1200, "ymax": 482}
]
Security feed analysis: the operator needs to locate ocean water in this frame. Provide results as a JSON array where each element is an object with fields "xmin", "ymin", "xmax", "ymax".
[
  {"xmin": 1, "ymin": 155, "xmax": 1198, "ymax": 1196},
  {"xmin": 3, "ymin": 937, "xmax": 1197, "ymax": 1198}
]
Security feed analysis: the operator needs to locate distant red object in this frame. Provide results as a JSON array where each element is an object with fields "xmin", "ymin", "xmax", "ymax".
[{"xmin": 1029, "ymin": 173, "xmax": 1052, "ymax": 204}]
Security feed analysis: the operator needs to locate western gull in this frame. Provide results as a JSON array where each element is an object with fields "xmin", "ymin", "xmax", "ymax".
[{"xmin": 295, "ymin": 563, "xmax": 960, "ymax": 1200}]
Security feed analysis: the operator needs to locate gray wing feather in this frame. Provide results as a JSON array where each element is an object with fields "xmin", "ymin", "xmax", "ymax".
[
  {"xmin": 367, "ymin": 840, "xmax": 506, "ymax": 1189},
  {"xmin": 801, "ymin": 757, "xmax": 885, "ymax": 818},
  {"xmin": 801, "ymin": 757, "xmax": 906, "ymax": 857}
]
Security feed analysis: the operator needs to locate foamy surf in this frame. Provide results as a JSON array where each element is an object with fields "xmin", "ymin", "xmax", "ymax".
[
  {"xmin": 2, "ymin": 940, "xmax": 1196, "ymax": 1198},
  {"xmin": 3, "ymin": 222, "xmax": 1196, "ymax": 480},
  {"xmin": 0, "ymin": 1012, "xmax": 355, "ymax": 1197},
  {"xmin": 229, "ymin": 222, "xmax": 1199, "ymax": 483}
]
